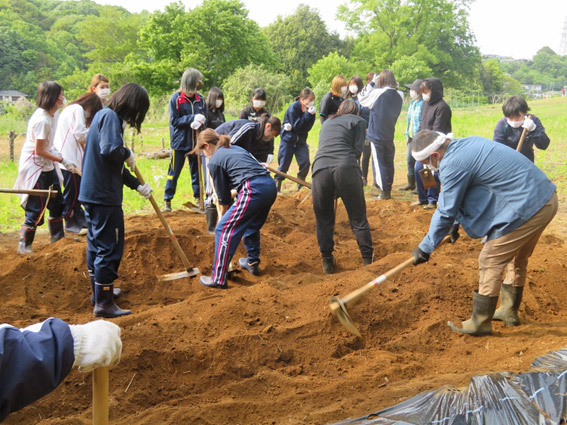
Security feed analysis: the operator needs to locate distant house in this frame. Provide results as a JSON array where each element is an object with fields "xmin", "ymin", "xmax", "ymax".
[{"xmin": 0, "ymin": 90, "xmax": 28, "ymax": 104}]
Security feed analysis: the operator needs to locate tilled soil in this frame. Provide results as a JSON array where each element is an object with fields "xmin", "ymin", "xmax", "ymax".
[{"xmin": 2, "ymin": 193, "xmax": 567, "ymax": 425}]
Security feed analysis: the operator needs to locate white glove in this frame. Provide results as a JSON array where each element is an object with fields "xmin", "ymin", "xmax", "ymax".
[
  {"xmin": 190, "ymin": 121, "xmax": 201, "ymax": 130},
  {"xmin": 137, "ymin": 183, "xmax": 153, "ymax": 199},
  {"xmin": 371, "ymin": 73, "xmax": 379, "ymax": 84},
  {"xmin": 61, "ymin": 158, "xmax": 80, "ymax": 174},
  {"xmin": 522, "ymin": 117, "xmax": 536, "ymax": 132},
  {"xmin": 191, "ymin": 113, "xmax": 206, "ymax": 130},
  {"xmin": 125, "ymin": 151, "xmax": 135, "ymax": 171},
  {"xmin": 308, "ymin": 106, "xmax": 316, "ymax": 115},
  {"xmin": 69, "ymin": 320, "xmax": 122, "ymax": 373},
  {"xmin": 283, "ymin": 123, "xmax": 292, "ymax": 132},
  {"xmin": 266, "ymin": 154, "xmax": 274, "ymax": 165}
]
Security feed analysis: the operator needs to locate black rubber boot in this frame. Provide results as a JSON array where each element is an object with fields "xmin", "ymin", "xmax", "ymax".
[
  {"xmin": 205, "ymin": 204, "xmax": 218, "ymax": 234},
  {"xmin": 493, "ymin": 284, "xmax": 524, "ymax": 326},
  {"xmin": 93, "ymin": 282, "xmax": 131, "ymax": 318},
  {"xmin": 378, "ymin": 190, "xmax": 391, "ymax": 200},
  {"xmin": 47, "ymin": 217, "xmax": 65, "ymax": 243},
  {"xmin": 89, "ymin": 273, "xmax": 122, "ymax": 305},
  {"xmin": 163, "ymin": 201, "xmax": 172, "ymax": 212},
  {"xmin": 17, "ymin": 226, "xmax": 36, "ymax": 254},
  {"xmin": 322, "ymin": 255, "xmax": 335, "ymax": 274},
  {"xmin": 238, "ymin": 257, "xmax": 260, "ymax": 276},
  {"xmin": 398, "ymin": 175, "xmax": 416, "ymax": 191},
  {"xmin": 275, "ymin": 179, "xmax": 282, "ymax": 192},
  {"xmin": 65, "ymin": 212, "xmax": 83, "ymax": 235},
  {"xmin": 448, "ymin": 291, "xmax": 498, "ymax": 336},
  {"xmin": 363, "ymin": 255, "xmax": 374, "ymax": 266}
]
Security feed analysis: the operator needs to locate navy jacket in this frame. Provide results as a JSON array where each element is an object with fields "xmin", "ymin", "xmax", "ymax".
[
  {"xmin": 216, "ymin": 119, "xmax": 273, "ymax": 162},
  {"xmin": 169, "ymin": 91, "xmax": 208, "ymax": 151},
  {"xmin": 367, "ymin": 88, "xmax": 403, "ymax": 144},
  {"xmin": 419, "ymin": 78, "xmax": 452, "ymax": 134},
  {"xmin": 79, "ymin": 108, "xmax": 140, "ymax": 206},
  {"xmin": 0, "ymin": 318, "xmax": 74, "ymax": 421},
  {"xmin": 493, "ymin": 114, "xmax": 549, "ymax": 162},
  {"xmin": 319, "ymin": 92, "xmax": 343, "ymax": 124},
  {"xmin": 208, "ymin": 145, "xmax": 270, "ymax": 205},
  {"xmin": 280, "ymin": 100, "xmax": 316, "ymax": 145}
]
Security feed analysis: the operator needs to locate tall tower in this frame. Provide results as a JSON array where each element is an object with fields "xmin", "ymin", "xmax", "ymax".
[{"xmin": 560, "ymin": 18, "xmax": 567, "ymax": 56}]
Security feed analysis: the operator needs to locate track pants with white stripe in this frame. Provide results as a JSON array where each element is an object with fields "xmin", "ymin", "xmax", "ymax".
[{"xmin": 211, "ymin": 176, "xmax": 277, "ymax": 285}]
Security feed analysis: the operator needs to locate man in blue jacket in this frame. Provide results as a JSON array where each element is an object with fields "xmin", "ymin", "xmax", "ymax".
[
  {"xmin": 163, "ymin": 68, "xmax": 208, "ymax": 212},
  {"xmin": 0, "ymin": 318, "xmax": 121, "ymax": 422},
  {"xmin": 411, "ymin": 130, "xmax": 557, "ymax": 336}
]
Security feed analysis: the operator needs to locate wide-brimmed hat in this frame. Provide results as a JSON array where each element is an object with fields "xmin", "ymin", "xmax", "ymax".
[{"xmin": 405, "ymin": 79, "xmax": 423, "ymax": 91}]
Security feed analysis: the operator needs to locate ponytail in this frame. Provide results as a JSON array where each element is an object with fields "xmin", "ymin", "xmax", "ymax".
[{"xmin": 190, "ymin": 128, "xmax": 231, "ymax": 155}]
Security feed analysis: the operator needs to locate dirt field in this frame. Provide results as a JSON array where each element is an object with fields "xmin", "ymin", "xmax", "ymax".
[{"xmin": 2, "ymin": 190, "xmax": 567, "ymax": 424}]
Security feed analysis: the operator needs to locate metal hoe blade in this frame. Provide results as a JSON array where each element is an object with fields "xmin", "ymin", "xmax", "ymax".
[
  {"xmin": 329, "ymin": 296, "xmax": 361, "ymax": 337},
  {"xmin": 158, "ymin": 267, "xmax": 200, "ymax": 282}
]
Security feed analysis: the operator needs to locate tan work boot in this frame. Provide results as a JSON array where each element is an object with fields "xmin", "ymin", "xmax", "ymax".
[
  {"xmin": 492, "ymin": 284, "xmax": 523, "ymax": 326},
  {"xmin": 448, "ymin": 291, "xmax": 498, "ymax": 336}
]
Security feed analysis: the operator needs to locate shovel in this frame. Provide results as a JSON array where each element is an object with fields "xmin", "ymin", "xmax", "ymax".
[
  {"xmin": 133, "ymin": 167, "xmax": 199, "ymax": 281},
  {"xmin": 515, "ymin": 114, "xmax": 531, "ymax": 153},
  {"xmin": 0, "ymin": 188, "xmax": 58, "ymax": 197},
  {"xmin": 266, "ymin": 166, "xmax": 311, "ymax": 189},
  {"xmin": 330, "ymin": 236, "xmax": 451, "ymax": 337},
  {"xmin": 92, "ymin": 367, "xmax": 109, "ymax": 425}
]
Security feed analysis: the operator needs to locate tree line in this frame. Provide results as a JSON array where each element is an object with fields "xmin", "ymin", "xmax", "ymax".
[{"xmin": 1, "ymin": 0, "xmax": 565, "ymax": 116}]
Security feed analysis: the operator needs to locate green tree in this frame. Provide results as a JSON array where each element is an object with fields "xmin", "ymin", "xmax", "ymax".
[
  {"xmin": 307, "ymin": 52, "xmax": 364, "ymax": 101},
  {"xmin": 263, "ymin": 5, "xmax": 344, "ymax": 95}
]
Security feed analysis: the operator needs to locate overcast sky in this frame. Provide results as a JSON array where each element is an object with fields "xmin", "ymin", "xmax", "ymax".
[{"xmin": 93, "ymin": 0, "xmax": 567, "ymax": 60}]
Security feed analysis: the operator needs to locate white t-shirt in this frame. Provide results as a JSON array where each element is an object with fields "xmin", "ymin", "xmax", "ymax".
[{"xmin": 54, "ymin": 104, "xmax": 87, "ymax": 172}]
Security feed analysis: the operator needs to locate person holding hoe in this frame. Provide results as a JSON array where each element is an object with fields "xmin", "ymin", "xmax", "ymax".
[
  {"xmin": 411, "ymin": 130, "xmax": 557, "ymax": 336},
  {"xmin": 193, "ymin": 129, "xmax": 277, "ymax": 289}
]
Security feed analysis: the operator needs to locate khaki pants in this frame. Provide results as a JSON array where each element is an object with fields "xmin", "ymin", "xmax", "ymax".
[{"xmin": 478, "ymin": 192, "xmax": 558, "ymax": 296}]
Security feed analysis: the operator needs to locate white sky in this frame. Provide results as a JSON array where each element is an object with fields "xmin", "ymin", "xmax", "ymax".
[{"xmin": 93, "ymin": 0, "xmax": 567, "ymax": 60}]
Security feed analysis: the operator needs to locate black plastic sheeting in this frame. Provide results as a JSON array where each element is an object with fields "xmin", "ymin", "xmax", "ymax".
[{"xmin": 331, "ymin": 348, "xmax": 567, "ymax": 425}]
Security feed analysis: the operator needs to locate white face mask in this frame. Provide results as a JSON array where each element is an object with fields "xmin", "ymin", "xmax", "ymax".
[
  {"xmin": 507, "ymin": 119, "xmax": 523, "ymax": 128},
  {"xmin": 307, "ymin": 101, "xmax": 314, "ymax": 108},
  {"xmin": 349, "ymin": 85, "xmax": 358, "ymax": 95},
  {"xmin": 215, "ymin": 99, "xmax": 223, "ymax": 109},
  {"xmin": 253, "ymin": 100, "xmax": 265, "ymax": 109},
  {"xmin": 425, "ymin": 156, "xmax": 439, "ymax": 172},
  {"xmin": 409, "ymin": 89, "xmax": 418, "ymax": 99},
  {"xmin": 422, "ymin": 93, "xmax": 431, "ymax": 102},
  {"xmin": 84, "ymin": 110, "xmax": 91, "ymax": 119},
  {"xmin": 341, "ymin": 86, "xmax": 347, "ymax": 96},
  {"xmin": 97, "ymin": 88, "xmax": 111, "ymax": 100},
  {"xmin": 59, "ymin": 96, "xmax": 66, "ymax": 108}
]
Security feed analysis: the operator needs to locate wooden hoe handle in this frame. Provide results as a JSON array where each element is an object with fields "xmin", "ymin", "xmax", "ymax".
[{"xmin": 92, "ymin": 366, "xmax": 109, "ymax": 425}]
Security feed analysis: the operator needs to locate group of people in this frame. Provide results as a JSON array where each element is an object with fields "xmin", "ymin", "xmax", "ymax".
[{"xmin": 11, "ymin": 66, "xmax": 556, "ymax": 340}]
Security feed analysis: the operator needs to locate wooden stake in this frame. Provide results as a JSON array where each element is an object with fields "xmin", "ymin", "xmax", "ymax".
[{"xmin": 92, "ymin": 366, "xmax": 109, "ymax": 425}]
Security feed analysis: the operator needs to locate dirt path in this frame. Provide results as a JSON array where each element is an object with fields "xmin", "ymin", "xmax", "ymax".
[{"xmin": 2, "ymin": 194, "xmax": 567, "ymax": 424}]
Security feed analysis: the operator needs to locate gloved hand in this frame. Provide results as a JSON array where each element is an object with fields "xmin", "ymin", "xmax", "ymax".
[
  {"xmin": 190, "ymin": 120, "xmax": 202, "ymax": 130},
  {"xmin": 125, "ymin": 151, "xmax": 135, "ymax": 171},
  {"xmin": 61, "ymin": 158, "xmax": 80, "ymax": 174},
  {"xmin": 308, "ymin": 106, "xmax": 316, "ymax": 115},
  {"xmin": 137, "ymin": 183, "xmax": 153, "ymax": 199},
  {"xmin": 266, "ymin": 154, "xmax": 274, "ymax": 165},
  {"xmin": 412, "ymin": 247, "xmax": 430, "ymax": 265},
  {"xmin": 371, "ymin": 73, "xmax": 379, "ymax": 85},
  {"xmin": 522, "ymin": 117, "xmax": 536, "ymax": 132},
  {"xmin": 69, "ymin": 320, "xmax": 122, "ymax": 373},
  {"xmin": 283, "ymin": 123, "xmax": 292, "ymax": 132},
  {"xmin": 449, "ymin": 224, "xmax": 460, "ymax": 244}
]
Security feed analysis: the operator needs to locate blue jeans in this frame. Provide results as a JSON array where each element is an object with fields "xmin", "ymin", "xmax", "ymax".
[
  {"xmin": 276, "ymin": 141, "xmax": 310, "ymax": 181},
  {"xmin": 415, "ymin": 161, "xmax": 440, "ymax": 204}
]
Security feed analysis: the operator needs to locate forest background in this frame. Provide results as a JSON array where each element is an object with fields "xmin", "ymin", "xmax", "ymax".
[{"xmin": 2, "ymin": 0, "xmax": 567, "ymax": 120}]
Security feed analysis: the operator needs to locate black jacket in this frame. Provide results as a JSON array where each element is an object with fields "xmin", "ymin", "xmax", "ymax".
[{"xmin": 419, "ymin": 78, "xmax": 452, "ymax": 134}]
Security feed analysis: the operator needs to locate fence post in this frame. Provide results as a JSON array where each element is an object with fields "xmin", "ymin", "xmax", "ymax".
[{"xmin": 9, "ymin": 130, "xmax": 15, "ymax": 162}]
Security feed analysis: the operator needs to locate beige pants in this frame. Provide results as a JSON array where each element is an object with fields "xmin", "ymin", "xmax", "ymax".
[{"xmin": 478, "ymin": 192, "xmax": 558, "ymax": 296}]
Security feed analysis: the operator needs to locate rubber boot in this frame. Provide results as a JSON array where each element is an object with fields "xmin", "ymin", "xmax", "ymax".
[
  {"xmin": 322, "ymin": 255, "xmax": 335, "ymax": 274},
  {"xmin": 378, "ymin": 190, "xmax": 391, "ymax": 200},
  {"xmin": 363, "ymin": 255, "xmax": 374, "ymax": 266},
  {"xmin": 492, "ymin": 284, "xmax": 524, "ymax": 326},
  {"xmin": 163, "ymin": 201, "xmax": 172, "ymax": 212},
  {"xmin": 448, "ymin": 291, "xmax": 498, "ymax": 336},
  {"xmin": 17, "ymin": 226, "xmax": 36, "ymax": 254},
  {"xmin": 275, "ymin": 179, "xmax": 282, "ymax": 192},
  {"xmin": 47, "ymin": 217, "xmax": 65, "ymax": 243},
  {"xmin": 205, "ymin": 204, "xmax": 218, "ymax": 235},
  {"xmin": 89, "ymin": 274, "xmax": 122, "ymax": 305},
  {"xmin": 238, "ymin": 257, "xmax": 260, "ymax": 276},
  {"xmin": 398, "ymin": 175, "xmax": 416, "ymax": 191},
  {"xmin": 93, "ymin": 282, "xmax": 131, "ymax": 318}
]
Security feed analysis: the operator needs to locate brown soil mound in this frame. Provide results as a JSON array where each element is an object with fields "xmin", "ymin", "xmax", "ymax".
[{"xmin": 2, "ymin": 195, "xmax": 567, "ymax": 425}]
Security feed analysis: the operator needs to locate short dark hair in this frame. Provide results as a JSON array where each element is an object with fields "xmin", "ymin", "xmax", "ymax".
[
  {"xmin": 206, "ymin": 87, "xmax": 224, "ymax": 112},
  {"xmin": 502, "ymin": 96, "xmax": 530, "ymax": 117},
  {"xmin": 257, "ymin": 113, "xmax": 281, "ymax": 140},
  {"xmin": 294, "ymin": 88, "xmax": 315, "ymax": 102},
  {"xmin": 69, "ymin": 92, "xmax": 103, "ymax": 127},
  {"xmin": 36, "ymin": 81, "xmax": 63, "ymax": 110},
  {"xmin": 107, "ymin": 83, "xmax": 150, "ymax": 133},
  {"xmin": 348, "ymin": 76, "xmax": 364, "ymax": 96},
  {"xmin": 412, "ymin": 129, "xmax": 447, "ymax": 152},
  {"xmin": 251, "ymin": 88, "xmax": 267, "ymax": 101}
]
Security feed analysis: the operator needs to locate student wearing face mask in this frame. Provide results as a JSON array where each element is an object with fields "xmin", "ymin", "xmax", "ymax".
[
  {"xmin": 275, "ymin": 88, "xmax": 317, "ymax": 192},
  {"xmin": 347, "ymin": 75, "xmax": 371, "ymax": 185},
  {"xmin": 493, "ymin": 96, "xmax": 549, "ymax": 162},
  {"xmin": 14, "ymin": 81, "xmax": 80, "ymax": 254},
  {"xmin": 399, "ymin": 79, "xmax": 424, "ymax": 191},
  {"xmin": 89, "ymin": 74, "xmax": 111, "ymax": 104},
  {"xmin": 163, "ymin": 68, "xmax": 208, "ymax": 212},
  {"xmin": 411, "ymin": 78, "xmax": 452, "ymax": 210},
  {"xmin": 319, "ymin": 75, "xmax": 347, "ymax": 124},
  {"xmin": 54, "ymin": 93, "xmax": 104, "ymax": 235},
  {"xmin": 240, "ymin": 88, "xmax": 270, "ymax": 122},
  {"xmin": 206, "ymin": 87, "xmax": 226, "ymax": 130}
]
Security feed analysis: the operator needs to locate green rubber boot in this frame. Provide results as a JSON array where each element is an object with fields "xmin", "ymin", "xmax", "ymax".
[
  {"xmin": 492, "ymin": 284, "xmax": 523, "ymax": 327},
  {"xmin": 448, "ymin": 291, "xmax": 498, "ymax": 336}
]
